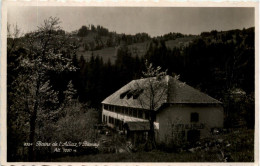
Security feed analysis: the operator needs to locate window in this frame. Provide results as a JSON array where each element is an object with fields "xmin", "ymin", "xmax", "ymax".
[
  {"xmin": 120, "ymin": 107, "xmax": 124, "ymax": 114},
  {"xmin": 190, "ymin": 112, "xmax": 199, "ymax": 122},
  {"xmin": 120, "ymin": 90, "xmax": 130, "ymax": 99},
  {"xmin": 104, "ymin": 104, "xmax": 108, "ymax": 110},
  {"xmin": 129, "ymin": 108, "xmax": 133, "ymax": 116},
  {"xmin": 119, "ymin": 120, "xmax": 123, "ymax": 130},
  {"xmin": 109, "ymin": 117, "xmax": 114, "ymax": 124},
  {"xmin": 133, "ymin": 89, "xmax": 144, "ymax": 99},
  {"xmin": 115, "ymin": 106, "xmax": 119, "ymax": 113},
  {"xmin": 103, "ymin": 115, "xmax": 105, "ymax": 123},
  {"xmin": 145, "ymin": 111, "xmax": 149, "ymax": 120},
  {"xmin": 111, "ymin": 106, "xmax": 115, "ymax": 112},
  {"xmin": 124, "ymin": 107, "xmax": 128, "ymax": 115},
  {"xmin": 112, "ymin": 117, "xmax": 115, "ymax": 124},
  {"xmin": 133, "ymin": 109, "xmax": 137, "ymax": 117},
  {"xmin": 138, "ymin": 110, "xmax": 143, "ymax": 119},
  {"xmin": 127, "ymin": 92, "xmax": 132, "ymax": 99}
]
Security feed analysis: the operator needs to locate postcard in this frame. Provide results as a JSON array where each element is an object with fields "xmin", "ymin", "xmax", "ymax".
[{"xmin": 0, "ymin": 1, "xmax": 259, "ymax": 165}]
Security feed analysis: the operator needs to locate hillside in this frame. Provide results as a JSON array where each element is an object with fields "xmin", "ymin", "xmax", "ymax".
[
  {"xmin": 165, "ymin": 36, "xmax": 197, "ymax": 49},
  {"xmin": 76, "ymin": 41, "xmax": 151, "ymax": 64},
  {"xmin": 71, "ymin": 24, "xmax": 198, "ymax": 63},
  {"xmin": 76, "ymin": 36, "xmax": 197, "ymax": 64}
]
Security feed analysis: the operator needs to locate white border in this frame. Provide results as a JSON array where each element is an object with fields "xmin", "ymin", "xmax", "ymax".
[{"xmin": 1, "ymin": 1, "xmax": 259, "ymax": 166}]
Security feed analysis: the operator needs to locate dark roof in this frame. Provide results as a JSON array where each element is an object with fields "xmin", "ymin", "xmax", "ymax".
[
  {"xmin": 102, "ymin": 75, "xmax": 221, "ymax": 111},
  {"xmin": 124, "ymin": 122, "xmax": 150, "ymax": 131}
]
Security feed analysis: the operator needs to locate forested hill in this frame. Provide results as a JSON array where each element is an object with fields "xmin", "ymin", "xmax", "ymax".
[{"xmin": 70, "ymin": 25, "xmax": 197, "ymax": 63}]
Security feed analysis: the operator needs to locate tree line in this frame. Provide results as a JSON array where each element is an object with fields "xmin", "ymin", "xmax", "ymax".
[{"xmin": 76, "ymin": 24, "xmax": 151, "ymax": 51}]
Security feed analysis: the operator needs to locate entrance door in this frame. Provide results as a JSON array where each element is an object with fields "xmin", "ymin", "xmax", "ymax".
[{"xmin": 187, "ymin": 130, "xmax": 200, "ymax": 143}]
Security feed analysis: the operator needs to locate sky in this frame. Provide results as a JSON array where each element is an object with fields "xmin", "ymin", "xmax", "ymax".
[{"xmin": 7, "ymin": 7, "xmax": 254, "ymax": 37}]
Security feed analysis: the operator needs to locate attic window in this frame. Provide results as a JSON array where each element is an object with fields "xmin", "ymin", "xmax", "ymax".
[
  {"xmin": 120, "ymin": 90, "xmax": 130, "ymax": 99},
  {"xmin": 121, "ymin": 89, "xmax": 144, "ymax": 99},
  {"xmin": 127, "ymin": 92, "xmax": 133, "ymax": 99},
  {"xmin": 133, "ymin": 89, "xmax": 144, "ymax": 99}
]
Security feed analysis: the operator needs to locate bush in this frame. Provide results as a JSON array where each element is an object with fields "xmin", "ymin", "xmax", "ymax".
[{"xmin": 54, "ymin": 105, "xmax": 99, "ymax": 143}]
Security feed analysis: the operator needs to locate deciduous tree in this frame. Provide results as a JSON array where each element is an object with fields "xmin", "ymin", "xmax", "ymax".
[
  {"xmin": 8, "ymin": 17, "xmax": 77, "ymax": 161},
  {"xmin": 134, "ymin": 60, "xmax": 168, "ymax": 150}
]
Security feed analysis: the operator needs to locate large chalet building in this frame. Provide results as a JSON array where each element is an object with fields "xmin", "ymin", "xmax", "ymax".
[{"xmin": 101, "ymin": 75, "xmax": 224, "ymax": 144}]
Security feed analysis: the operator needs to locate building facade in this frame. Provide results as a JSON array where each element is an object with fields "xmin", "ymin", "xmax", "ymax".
[{"xmin": 101, "ymin": 75, "xmax": 224, "ymax": 144}]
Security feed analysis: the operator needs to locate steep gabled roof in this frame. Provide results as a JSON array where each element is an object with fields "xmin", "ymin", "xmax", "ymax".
[
  {"xmin": 167, "ymin": 76, "xmax": 221, "ymax": 104},
  {"xmin": 102, "ymin": 75, "xmax": 221, "ymax": 111}
]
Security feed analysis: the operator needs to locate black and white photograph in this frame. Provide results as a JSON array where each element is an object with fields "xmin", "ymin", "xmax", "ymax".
[{"xmin": 1, "ymin": 3, "xmax": 258, "ymax": 163}]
